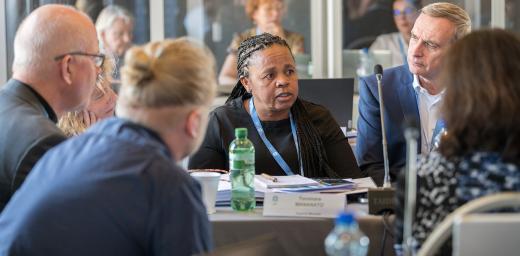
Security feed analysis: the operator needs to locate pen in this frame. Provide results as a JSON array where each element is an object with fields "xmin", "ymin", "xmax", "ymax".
[{"xmin": 261, "ymin": 173, "xmax": 278, "ymax": 183}]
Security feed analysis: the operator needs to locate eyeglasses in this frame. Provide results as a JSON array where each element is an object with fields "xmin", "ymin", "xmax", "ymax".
[
  {"xmin": 393, "ymin": 7, "xmax": 417, "ymax": 17},
  {"xmin": 54, "ymin": 51, "xmax": 105, "ymax": 68}
]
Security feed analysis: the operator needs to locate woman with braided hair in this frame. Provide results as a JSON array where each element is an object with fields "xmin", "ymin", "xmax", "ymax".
[{"xmin": 189, "ymin": 33, "xmax": 362, "ymax": 178}]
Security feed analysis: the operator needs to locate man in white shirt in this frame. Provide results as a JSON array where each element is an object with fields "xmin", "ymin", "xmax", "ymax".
[{"xmin": 356, "ymin": 2, "xmax": 471, "ymax": 185}]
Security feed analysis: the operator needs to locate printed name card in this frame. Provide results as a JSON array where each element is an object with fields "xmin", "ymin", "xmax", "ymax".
[{"xmin": 263, "ymin": 192, "xmax": 346, "ymax": 218}]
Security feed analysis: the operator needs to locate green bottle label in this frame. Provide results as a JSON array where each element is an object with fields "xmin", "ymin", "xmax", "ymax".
[{"xmin": 229, "ymin": 153, "xmax": 254, "ymax": 170}]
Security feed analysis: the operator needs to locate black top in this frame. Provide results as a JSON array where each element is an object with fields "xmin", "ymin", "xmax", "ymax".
[
  {"xmin": 0, "ymin": 79, "xmax": 66, "ymax": 211},
  {"xmin": 189, "ymin": 96, "xmax": 362, "ymax": 178},
  {"xmin": 394, "ymin": 151, "xmax": 520, "ymax": 254}
]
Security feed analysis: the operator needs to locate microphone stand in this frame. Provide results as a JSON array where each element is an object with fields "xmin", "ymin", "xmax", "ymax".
[
  {"xmin": 367, "ymin": 65, "xmax": 395, "ymax": 215},
  {"xmin": 403, "ymin": 122, "xmax": 419, "ymax": 256},
  {"xmin": 376, "ymin": 72, "xmax": 391, "ymax": 188}
]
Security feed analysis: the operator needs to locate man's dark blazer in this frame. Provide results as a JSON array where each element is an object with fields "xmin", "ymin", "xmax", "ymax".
[
  {"xmin": 0, "ymin": 79, "xmax": 66, "ymax": 211},
  {"xmin": 355, "ymin": 65, "xmax": 421, "ymax": 186}
]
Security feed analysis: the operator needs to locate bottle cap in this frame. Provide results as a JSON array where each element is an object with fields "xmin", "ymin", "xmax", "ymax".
[
  {"xmin": 336, "ymin": 212, "xmax": 355, "ymax": 225},
  {"xmin": 235, "ymin": 128, "xmax": 247, "ymax": 138}
]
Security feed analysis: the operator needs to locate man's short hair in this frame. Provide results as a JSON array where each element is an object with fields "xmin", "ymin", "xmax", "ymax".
[{"xmin": 421, "ymin": 2, "xmax": 471, "ymax": 41}]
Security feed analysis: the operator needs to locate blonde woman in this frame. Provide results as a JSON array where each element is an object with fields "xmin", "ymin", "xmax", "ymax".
[
  {"xmin": 58, "ymin": 53, "xmax": 117, "ymax": 136},
  {"xmin": 0, "ymin": 38, "xmax": 217, "ymax": 254}
]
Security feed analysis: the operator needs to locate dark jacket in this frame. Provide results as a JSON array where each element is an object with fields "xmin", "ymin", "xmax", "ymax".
[
  {"xmin": 355, "ymin": 65, "xmax": 421, "ymax": 186},
  {"xmin": 0, "ymin": 79, "xmax": 66, "ymax": 211}
]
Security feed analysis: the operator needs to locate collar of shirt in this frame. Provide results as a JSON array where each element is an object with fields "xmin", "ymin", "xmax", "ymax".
[
  {"xmin": 19, "ymin": 81, "xmax": 58, "ymax": 123},
  {"xmin": 412, "ymin": 75, "xmax": 444, "ymax": 105}
]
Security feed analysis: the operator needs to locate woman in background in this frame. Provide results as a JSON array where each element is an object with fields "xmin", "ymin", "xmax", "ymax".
[
  {"xmin": 58, "ymin": 54, "xmax": 117, "ymax": 136},
  {"xmin": 218, "ymin": 0, "xmax": 304, "ymax": 85},
  {"xmin": 96, "ymin": 5, "xmax": 134, "ymax": 82},
  {"xmin": 369, "ymin": 0, "xmax": 421, "ymax": 67},
  {"xmin": 190, "ymin": 33, "xmax": 361, "ymax": 178},
  {"xmin": 395, "ymin": 29, "xmax": 520, "ymax": 254}
]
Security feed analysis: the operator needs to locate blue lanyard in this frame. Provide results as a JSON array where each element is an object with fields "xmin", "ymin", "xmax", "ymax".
[
  {"xmin": 431, "ymin": 119, "xmax": 446, "ymax": 152},
  {"xmin": 398, "ymin": 36, "xmax": 407, "ymax": 65},
  {"xmin": 249, "ymin": 97, "xmax": 303, "ymax": 175}
]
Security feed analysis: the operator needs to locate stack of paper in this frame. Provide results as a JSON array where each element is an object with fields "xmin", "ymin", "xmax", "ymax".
[
  {"xmin": 277, "ymin": 177, "xmax": 377, "ymax": 194},
  {"xmin": 216, "ymin": 174, "xmax": 267, "ymax": 207},
  {"xmin": 275, "ymin": 182, "xmax": 356, "ymax": 193},
  {"xmin": 215, "ymin": 175, "xmax": 377, "ymax": 206},
  {"xmin": 255, "ymin": 174, "xmax": 320, "ymax": 189}
]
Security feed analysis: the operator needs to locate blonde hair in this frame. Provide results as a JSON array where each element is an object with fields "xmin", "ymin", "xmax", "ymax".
[
  {"xmin": 116, "ymin": 37, "xmax": 217, "ymax": 122},
  {"xmin": 421, "ymin": 2, "xmax": 471, "ymax": 41},
  {"xmin": 58, "ymin": 53, "xmax": 116, "ymax": 136}
]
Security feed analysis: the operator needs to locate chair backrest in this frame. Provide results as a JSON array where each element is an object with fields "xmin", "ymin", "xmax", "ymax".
[
  {"xmin": 298, "ymin": 78, "xmax": 354, "ymax": 129},
  {"xmin": 417, "ymin": 192, "xmax": 520, "ymax": 256},
  {"xmin": 453, "ymin": 213, "xmax": 520, "ymax": 256}
]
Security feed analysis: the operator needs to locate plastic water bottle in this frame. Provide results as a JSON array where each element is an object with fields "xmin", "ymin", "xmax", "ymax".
[
  {"xmin": 356, "ymin": 48, "xmax": 374, "ymax": 78},
  {"xmin": 324, "ymin": 212, "xmax": 370, "ymax": 256},
  {"xmin": 229, "ymin": 128, "xmax": 256, "ymax": 211}
]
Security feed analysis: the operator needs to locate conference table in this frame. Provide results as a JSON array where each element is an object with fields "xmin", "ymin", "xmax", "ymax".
[{"xmin": 210, "ymin": 203, "xmax": 396, "ymax": 256}]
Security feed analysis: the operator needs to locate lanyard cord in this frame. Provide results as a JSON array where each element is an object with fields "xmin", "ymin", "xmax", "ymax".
[{"xmin": 249, "ymin": 97, "xmax": 303, "ymax": 175}]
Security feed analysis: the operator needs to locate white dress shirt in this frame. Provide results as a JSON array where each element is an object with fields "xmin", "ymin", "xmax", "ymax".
[{"xmin": 412, "ymin": 75, "xmax": 444, "ymax": 154}]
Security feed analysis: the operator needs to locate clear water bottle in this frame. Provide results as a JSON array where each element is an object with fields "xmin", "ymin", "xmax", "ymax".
[
  {"xmin": 325, "ymin": 212, "xmax": 370, "ymax": 256},
  {"xmin": 229, "ymin": 128, "xmax": 256, "ymax": 211},
  {"xmin": 356, "ymin": 48, "xmax": 374, "ymax": 78}
]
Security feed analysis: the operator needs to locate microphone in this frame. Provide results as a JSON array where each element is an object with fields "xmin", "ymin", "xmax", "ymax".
[
  {"xmin": 367, "ymin": 64, "xmax": 395, "ymax": 215},
  {"xmin": 374, "ymin": 64, "xmax": 383, "ymax": 81},
  {"xmin": 374, "ymin": 64, "xmax": 390, "ymax": 188},
  {"xmin": 402, "ymin": 118, "xmax": 420, "ymax": 256}
]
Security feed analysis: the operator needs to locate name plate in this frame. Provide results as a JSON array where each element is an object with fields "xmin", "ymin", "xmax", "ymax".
[{"xmin": 263, "ymin": 192, "xmax": 346, "ymax": 218}]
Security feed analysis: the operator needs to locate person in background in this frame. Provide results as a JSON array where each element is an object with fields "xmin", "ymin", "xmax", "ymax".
[
  {"xmin": 395, "ymin": 28, "xmax": 520, "ymax": 254},
  {"xmin": 218, "ymin": 0, "xmax": 304, "ymax": 85},
  {"xmin": 0, "ymin": 4, "xmax": 100, "ymax": 211},
  {"xmin": 190, "ymin": 33, "xmax": 362, "ymax": 179},
  {"xmin": 355, "ymin": 2, "xmax": 471, "ymax": 185},
  {"xmin": 0, "ymin": 37, "xmax": 216, "ymax": 255},
  {"xmin": 96, "ymin": 4, "xmax": 134, "ymax": 84},
  {"xmin": 58, "ymin": 52, "xmax": 117, "ymax": 136},
  {"xmin": 370, "ymin": 0, "xmax": 421, "ymax": 67}
]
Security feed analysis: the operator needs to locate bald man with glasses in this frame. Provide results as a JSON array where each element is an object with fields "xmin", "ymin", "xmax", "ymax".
[{"xmin": 0, "ymin": 4, "xmax": 101, "ymax": 211}]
